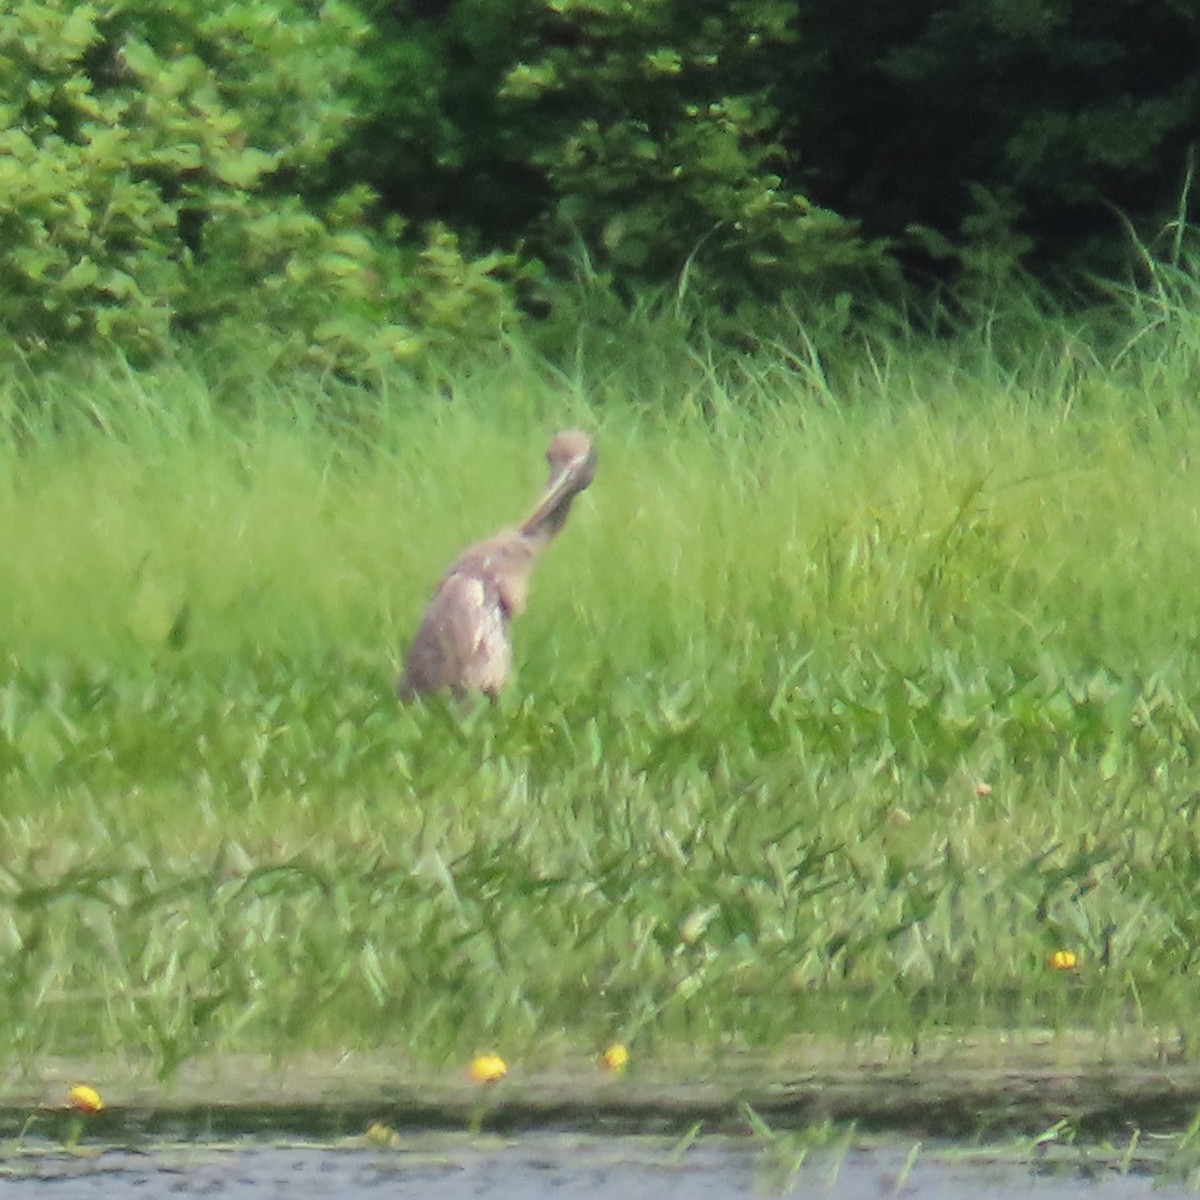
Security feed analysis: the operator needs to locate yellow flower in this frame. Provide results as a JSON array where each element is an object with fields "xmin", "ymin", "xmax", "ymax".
[
  {"xmin": 1048, "ymin": 949, "xmax": 1079, "ymax": 971},
  {"xmin": 601, "ymin": 1044, "xmax": 629, "ymax": 1072},
  {"xmin": 67, "ymin": 1084, "xmax": 104, "ymax": 1114},
  {"xmin": 467, "ymin": 1054, "xmax": 507, "ymax": 1084}
]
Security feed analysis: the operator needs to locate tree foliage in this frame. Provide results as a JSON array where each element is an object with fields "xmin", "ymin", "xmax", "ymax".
[
  {"xmin": 0, "ymin": 0, "xmax": 517, "ymax": 368},
  {"xmin": 348, "ymin": 0, "xmax": 894, "ymax": 304},
  {"xmin": 3, "ymin": 0, "xmax": 1199, "ymax": 365},
  {"xmin": 780, "ymin": 0, "xmax": 1200, "ymax": 273},
  {"xmin": 348, "ymin": 0, "xmax": 1200, "ymax": 297}
]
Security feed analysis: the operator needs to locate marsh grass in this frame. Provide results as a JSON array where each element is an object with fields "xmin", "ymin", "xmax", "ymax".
[
  {"xmin": 745, "ymin": 1112, "xmax": 1200, "ymax": 1194},
  {"xmin": 0, "ymin": 279, "xmax": 1198, "ymax": 1085}
]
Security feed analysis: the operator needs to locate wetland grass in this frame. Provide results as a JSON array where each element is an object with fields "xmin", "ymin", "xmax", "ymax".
[{"xmin": 0, "ymin": 293, "xmax": 1197, "ymax": 1086}]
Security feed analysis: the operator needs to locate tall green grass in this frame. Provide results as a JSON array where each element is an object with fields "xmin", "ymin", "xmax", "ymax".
[{"xmin": 0, "ymin": 275, "xmax": 1198, "ymax": 1084}]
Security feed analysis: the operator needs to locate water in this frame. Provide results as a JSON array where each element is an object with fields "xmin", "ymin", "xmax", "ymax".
[{"xmin": 0, "ymin": 1135, "xmax": 1195, "ymax": 1199}]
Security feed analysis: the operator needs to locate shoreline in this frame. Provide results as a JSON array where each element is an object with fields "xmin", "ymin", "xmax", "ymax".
[{"xmin": 4, "ymin": 1029, "xmax": 1194, "ymax": 1138}]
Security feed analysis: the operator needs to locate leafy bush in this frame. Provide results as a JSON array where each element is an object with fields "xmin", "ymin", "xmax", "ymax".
[
  {"xmin": 0, "ymin": 1, "xmax": 517, "ymax": 370},
  {"xmin": 346, "ymin": 0, "xmax": 1200, "ymax": 301},
  {"xmin": 502, "ymin": 0, "xmax": 895, "ymax": 299},
  {"xmin": 345, "ymin": 0, "xmax": 894, "ymax": 308},
  {"xmin": 775, "ymin": 0, "xmax": 1200, "ymax": 275}
]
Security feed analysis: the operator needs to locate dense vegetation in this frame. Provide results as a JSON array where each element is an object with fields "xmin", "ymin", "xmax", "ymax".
[
  {"xmin": 1, "ymin": 1, "xmax": 1199, "ymax": 1088},
  {"xmin": 0, "ymin": 275, "xmax": 1198, "ymax": 1080},
  {"xmin": 349, "ymin": 0, "xmax": 1200, "ymax": 289},
  {"xmin": 3, "ymin": 0, "xmax": 1198, "ymax": 366}
]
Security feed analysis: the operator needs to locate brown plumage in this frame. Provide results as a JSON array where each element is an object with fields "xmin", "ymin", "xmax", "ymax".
[{"xmin": 398, "ymin": 430, "xmax": 597, "ymax": 702}]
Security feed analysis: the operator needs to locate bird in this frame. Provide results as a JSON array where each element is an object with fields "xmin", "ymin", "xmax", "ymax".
[{"xmin": 398, "ymin": 430, "xmax": 597, "ymax": 703}]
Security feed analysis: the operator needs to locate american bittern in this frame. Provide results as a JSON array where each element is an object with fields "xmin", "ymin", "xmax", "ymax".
[{"xmin": 398, "ymin": 430, "xmax": 596, "ymax": 702}]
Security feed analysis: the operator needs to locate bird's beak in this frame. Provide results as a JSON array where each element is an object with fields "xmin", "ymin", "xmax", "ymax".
[
  {"xmin": 545, "ymin": 443, "xmax": 597, "ymax": 496},
  {"xmin": 520, "ymin": 444, "xmax": 597, "ymax": 536}
]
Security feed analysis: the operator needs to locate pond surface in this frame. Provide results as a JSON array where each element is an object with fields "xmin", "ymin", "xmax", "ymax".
[{"xmin": 2, "ymin": 1135, "xmax": 1197, "ymax": 1199}]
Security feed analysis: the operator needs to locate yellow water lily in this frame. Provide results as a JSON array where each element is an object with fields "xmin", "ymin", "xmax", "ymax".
[
  {"xmin": 601, "ymin": 1044, "xmax": 629, "ymax": 1072},
  {"xmin": 467, "ymin": 1053, "xmax": 507, "ymax": 1083},
  {"xmin": 67, "ymin": 1084, "xmax": 104, "ymax": 1114}
]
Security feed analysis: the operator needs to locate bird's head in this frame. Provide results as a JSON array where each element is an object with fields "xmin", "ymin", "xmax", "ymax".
[
  {"xmin": 520, "ymin": 429, "xmax": 597, "ymax": 542},
  {"xmin": 545, "ymin": 429, "xmax": 596, "ymax": 494}
]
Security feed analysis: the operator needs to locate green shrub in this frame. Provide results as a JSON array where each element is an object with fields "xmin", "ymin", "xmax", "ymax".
[
  {"xmin": 345, "ymin": 0, "xmax": 1200, "ymax": 302},
  {"xmin": 0, "ymin": 1, "xmax": 518, "ymax": 371},
  {"xmin": 346, "ymin": 0, "xmax": 894, "ymax": 308},
  {"xmin": 774, "ymin": 0, "xmax": 1200, "ymax": 275}
]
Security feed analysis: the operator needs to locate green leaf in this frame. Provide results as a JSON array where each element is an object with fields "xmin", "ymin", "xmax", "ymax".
[
  {"xmin": 59, "ymin": 258, "xmax": 100, "ymax": 291},
  {"xmin": 211, "ymin": 147, "xmax": 277, "ymax": 188}
]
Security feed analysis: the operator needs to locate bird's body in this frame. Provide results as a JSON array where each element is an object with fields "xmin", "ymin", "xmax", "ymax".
[{"xmin": 398, "ymin": 431, "xmax": 596, "ymax": 702}]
